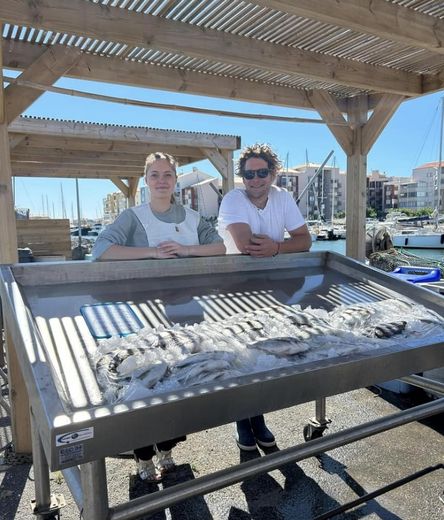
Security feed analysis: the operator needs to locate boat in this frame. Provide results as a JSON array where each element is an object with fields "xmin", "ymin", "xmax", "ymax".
[
  {"xmin": 391, "ymin": 97, "xmax": 444, "ymax": 249},
  {"xmin": 392, "ymin": 228, "xmax": 444, "ymax": 248}
]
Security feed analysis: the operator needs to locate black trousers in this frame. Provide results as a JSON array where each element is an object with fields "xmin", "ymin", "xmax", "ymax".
[{"xmin": 134, "ymin": 436, "xmax": 186, "ymax": 461}]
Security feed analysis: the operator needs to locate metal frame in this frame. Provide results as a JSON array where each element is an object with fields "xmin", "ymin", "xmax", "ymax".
[{"xmin": 1, "ymin": 252, "xmax": 444, "ymax": 518}]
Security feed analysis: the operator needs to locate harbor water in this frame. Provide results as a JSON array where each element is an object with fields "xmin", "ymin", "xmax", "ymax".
[{"xmin": 311, "ymin": 239, "xmax": 444, "ymax": 261}]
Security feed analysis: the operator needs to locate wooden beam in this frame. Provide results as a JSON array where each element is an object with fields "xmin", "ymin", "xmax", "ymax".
[
  {"xmin": 11, "ymin": 157, "xmax": 144, "ymax": 170},
  {"xmin": 0, "ymin": 39, "xmax": 17, "ymax": 263},
  {"xmin": 0, "ymin": 34, "xmax": 31, "ymax": 455},
  {"xmin": 11, "ymin": 149, "xmax": 147, "ymax": 164},
  {"xmin": 345, "ymin": 95, "xmax": 368, "ymax": 262},
  {"xmin": 222, "ymin": 150, "xmax": 235, "ymax": 194},
  {"xmin": 8, "ymin": 134, "xmax": 25, "ymax": 149},
  {"xmin": 254, "ymin": 1, "xmax": 444, "ymax": 56},
  {"xmin": 0, "ymin": 0, "xmax": 423, "ymax": 95},
  {"xmin": 11, "ymin": 162, "xmax": 142, "ymax": 174},
  {"xmin": 9, "ymin": 117, "xmax": 240, "ymax": 150},
  {"xmin": 201, "ymin": 148, "xmax": 228, "ymax": 176},
  {"xmin": 5, "ymin": 45, "xmax": 81, "ymax": 123},
  {"xmin": 111, "ymin": 178, "xmax": 129, "ymax": 198},
  {"xmin": 309, "ymin": 90, "xmax": 353, "ymax": 156},
  {"xmin": 3, "ymin": 40, "xmax": 317, "ymax": 111},
  {"xmin": 128, "ymin": 178, "xmax": 139, "ymax": 207},
  {"xmin": 362, "ymin": 94, "xmax": 404, "ymax": 155},
  {"xmin": 12, "ymin": 168, "xmax": 140, "ymax": 179},
  {"xmin": 11, "ymin": 134, "xmax": 205, "ymax": 157}
]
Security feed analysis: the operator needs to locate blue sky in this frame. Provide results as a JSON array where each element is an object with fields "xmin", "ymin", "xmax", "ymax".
[{"xmin": 9, "ymin": 72, "xmax": 444, "ymax": 219}]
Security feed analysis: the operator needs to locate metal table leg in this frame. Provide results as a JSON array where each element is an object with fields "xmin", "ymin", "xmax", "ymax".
[
  {"xmin": 303, "ymin": 397, "xmax": 332, "ymax": 441},
  {"xmin": 80, "ymin": 459, "xmax": 109, "ymax": 520},
  {"xmin": 30, "ymin": 409, "xmax": 52, "ymax": 519}
]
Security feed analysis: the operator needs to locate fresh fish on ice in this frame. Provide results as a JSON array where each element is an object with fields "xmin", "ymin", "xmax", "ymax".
[
  {"xmin": 171, "ymin": 351, "xmax": 242, "ymax": 386},
  {"xmin": 364, "ymin": 321, "xmax": 407, "ymax": 339},
  {"xmin": 248, "ymin": 337, "xmax": 311, "ymax": 358}
]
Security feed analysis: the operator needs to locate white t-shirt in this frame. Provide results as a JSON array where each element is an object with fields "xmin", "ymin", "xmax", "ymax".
[{"xmin": 218, "ymin": 185, "xmax": 305, "ymax": 254}]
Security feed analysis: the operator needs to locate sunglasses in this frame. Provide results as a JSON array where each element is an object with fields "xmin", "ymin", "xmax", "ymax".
[{"xmin": 242, "ymin": 168, "xmax": 271, "ymax": 180}]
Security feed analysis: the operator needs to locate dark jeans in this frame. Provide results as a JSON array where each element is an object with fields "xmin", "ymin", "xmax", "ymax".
[{"xmin": 134, "ymin": 435, "xmax": 186, "ymax": 461}]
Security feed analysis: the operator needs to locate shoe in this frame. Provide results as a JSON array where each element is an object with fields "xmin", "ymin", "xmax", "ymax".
[
  {"xmin": 155, "ymin": 449, "xmax": 176, "ymax": 476},
  {"xmin": 250, "ymin": 415, "xmax": 276, "ymax": 448},
  {"xmin": 235, "ymin": 419, "xmax": 257, "ymax": 451},
  {"xmin": 136, "ymin": 458, "xmax": 162, "ymax": 482}
]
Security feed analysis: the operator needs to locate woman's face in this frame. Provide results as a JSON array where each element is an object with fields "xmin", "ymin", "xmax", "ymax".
[{"xmin": 146, "ymin": 158, "xmax": 177, "ymax": 200}]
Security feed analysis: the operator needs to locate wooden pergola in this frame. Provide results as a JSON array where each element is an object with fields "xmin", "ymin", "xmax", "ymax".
[
  {"xmin": 9, "ymin": 115, "xmax": 239, "ymax": 205},
  {"xmin": 1, "ymin": 0, "xmax": 444, "ymax": 452}
]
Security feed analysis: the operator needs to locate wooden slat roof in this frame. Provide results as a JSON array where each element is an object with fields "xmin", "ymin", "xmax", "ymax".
[{"xmin": 2, "ymin": 0, "xmax": 444, "ymax": 105}]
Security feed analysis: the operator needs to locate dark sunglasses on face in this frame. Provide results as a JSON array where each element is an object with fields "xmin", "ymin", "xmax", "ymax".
[{"xmin": 242, "ymin": 168, "xmax": 271, "ymax": 180}]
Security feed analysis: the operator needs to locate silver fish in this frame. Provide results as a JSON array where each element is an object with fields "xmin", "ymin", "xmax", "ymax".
[
  {"xmin": 133, "ymin": 361, "xmax": 169, "ymax": 388},
  {"xmin": 172, "ymin": 351, "xmax": 240, "ymax": 386},
  {"xmin": 330, "ymin": 304, "xmax": 376, "ymax": 328},
  {"xmin": 364, "ymin": 321, "xmax": 407, "ymax": 339},
  {"xmin": 248, "ymin": 337, "xmax": 311, "ymax": 358}
]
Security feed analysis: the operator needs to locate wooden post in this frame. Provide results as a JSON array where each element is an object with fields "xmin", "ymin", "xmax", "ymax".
[
  {"xmin": 201, "ymin": 148, "xmax": 234, "ymax": 195},
  {"xmin": 0, "ymin": 34, "xmax": 32, "ymax": 453},
  {"xmin": 346, "ymin": 95, "xmax": 368, "ymax": 261},
  {"xmin": 128, "ymin": 177, "xmax": 139, "ymax": 207}
]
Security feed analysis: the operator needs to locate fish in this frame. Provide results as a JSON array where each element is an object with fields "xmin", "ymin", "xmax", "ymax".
[
  {"xmin": 247, "ymin": 336, "xmax": 311, "ymax": 358},
  {"xmin": 329, "ymin": 304, "xmax": 376, "ymax": 328},
  {"xmin": 172, "ymin": 351, "xmax": 241, "ymax": 386},
  {"xmin": 364, "ymin": 321, "xmax": 407, "ymax": 338},
  {"xmin": 133, "ymin": 361, "xmax": 169, "ymax": 388}
]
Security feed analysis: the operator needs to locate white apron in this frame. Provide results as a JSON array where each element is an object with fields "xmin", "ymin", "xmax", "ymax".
[{"xmin": 131, "ymin": 203, "xmax": 200, "ymax": 247}]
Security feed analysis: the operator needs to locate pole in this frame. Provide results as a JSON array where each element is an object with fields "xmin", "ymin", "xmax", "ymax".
[
  {"xmin": 76, "ymin": 178, "xmax": 82, "ymax": 247},
  {"xmin": 436, "ymin": 97, "xmax": 444, "ymax": 229},
  {"xmin": 297, "ymin": 150, "xmax": 334, "ymax": 204}
]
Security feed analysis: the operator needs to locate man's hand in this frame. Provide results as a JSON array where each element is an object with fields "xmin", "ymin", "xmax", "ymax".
[{"xmin": 244, "ymin": 234, "xmax": 278, "ymax": 257}]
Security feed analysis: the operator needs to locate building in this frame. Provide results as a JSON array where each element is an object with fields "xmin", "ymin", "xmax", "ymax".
[
  {"xmin": 103, "ymin": 188, "xmax": 141, "ymax": 224},
  {"xmin": 367, "ymin": 170, "xmax": 389, "ymax": 217},
  {"xmin": 411, "ymin": 161, "xmax": 444, "ymax": 211},
  {"xmin": 276, "ymin": 163, "xmax": 346, "ymax": 221}
]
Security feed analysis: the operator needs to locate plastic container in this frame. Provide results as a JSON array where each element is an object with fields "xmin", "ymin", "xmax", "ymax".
[{"xmin": 390, "ymin": 266, "xmax": 441, "ymax": 284}]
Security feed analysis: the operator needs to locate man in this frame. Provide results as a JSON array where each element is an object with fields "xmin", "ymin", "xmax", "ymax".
[
  {"xmin": 218, "ymin": 143, "xmax": 312, "ymax": 257},
  {"xmin": 218, "ymin": 143, "xmax": 312, "ymax": 451}
]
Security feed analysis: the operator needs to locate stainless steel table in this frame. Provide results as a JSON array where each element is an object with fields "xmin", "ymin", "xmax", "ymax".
[{"xmin": 1, "ymin": 252, "xmax": 443, "ymax": 519}]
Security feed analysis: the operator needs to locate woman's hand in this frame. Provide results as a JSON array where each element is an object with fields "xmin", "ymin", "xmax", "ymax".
[{"xmin": 157, "ymin": 241, "xmax": 190, "ymax": 257}]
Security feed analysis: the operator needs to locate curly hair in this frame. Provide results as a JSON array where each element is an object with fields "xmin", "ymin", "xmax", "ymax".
[
  {"xmin": 144, "ymin": 152, "xmax": 178, "ymax": 176},
  {"xmin": 236, "ymin": 143, "xmax": 282, "ymax": 176}
]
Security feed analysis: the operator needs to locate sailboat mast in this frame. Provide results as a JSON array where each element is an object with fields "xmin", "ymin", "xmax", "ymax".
[{"xmin": 437, "ymin": 96, "xmax": 444, "ymax": 220}]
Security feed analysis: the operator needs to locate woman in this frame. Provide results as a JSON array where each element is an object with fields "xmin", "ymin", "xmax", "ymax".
[{"xmin": 92, "ymin": 152, "xmax": 225, "ymax": 481}]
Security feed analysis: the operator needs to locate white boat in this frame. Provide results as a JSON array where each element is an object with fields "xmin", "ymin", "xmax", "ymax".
[{"xmin": 392, "ymin": 228, "xmax": 444, "ymax": 249}]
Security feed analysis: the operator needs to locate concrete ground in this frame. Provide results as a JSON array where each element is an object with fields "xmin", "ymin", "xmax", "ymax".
[{"xmin": 1, "ymin": 386, "xmax": 443, "ymax": 520}]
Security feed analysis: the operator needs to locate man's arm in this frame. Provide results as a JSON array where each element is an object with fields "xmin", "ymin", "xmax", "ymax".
[
  {"xmin": 279, "ymin": 224, "xmax": 312, "ymax": 253},
  {"xmin": 225, "ymin": 222, "xmax": 254, "ymax": 254},
  {"xmin": 244, "ymin": 224, "xmax": 312, "ymax": 257}
]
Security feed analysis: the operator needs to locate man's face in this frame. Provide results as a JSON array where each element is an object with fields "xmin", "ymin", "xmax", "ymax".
[{"xmin": 242, "ymin": 157, "xmax": 274, "ymax": 201}]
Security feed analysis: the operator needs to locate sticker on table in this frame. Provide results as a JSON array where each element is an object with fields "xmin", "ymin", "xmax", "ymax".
[
  {"xmin": 59, "ymin": 444, "xmax": 84, "ymax": 465},
  {"xmin": 80, "ymin": 302, "xmax": 143, "ymax": 339},
  {"xmin": 56, "ymin": 427, "xmax": 94, "ymax": 446}
]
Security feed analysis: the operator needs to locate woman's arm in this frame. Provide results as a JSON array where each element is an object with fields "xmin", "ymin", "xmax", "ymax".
[
  {"xmin": 99, "ymin": 244, "xmax": 176, "ymax": 260},
  {"xmin": 157, "ymin": 241, "xmax": 226, "ymax": 257}
]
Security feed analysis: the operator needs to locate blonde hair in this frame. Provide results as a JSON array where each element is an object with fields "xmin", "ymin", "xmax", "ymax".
[
  {"xmin": 144, "ymin": 152, "xmax": 178, "ymax": 176},
  {"xmin": 144, "ymin": 152, "xmax": 179, "ymax": 204}
]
